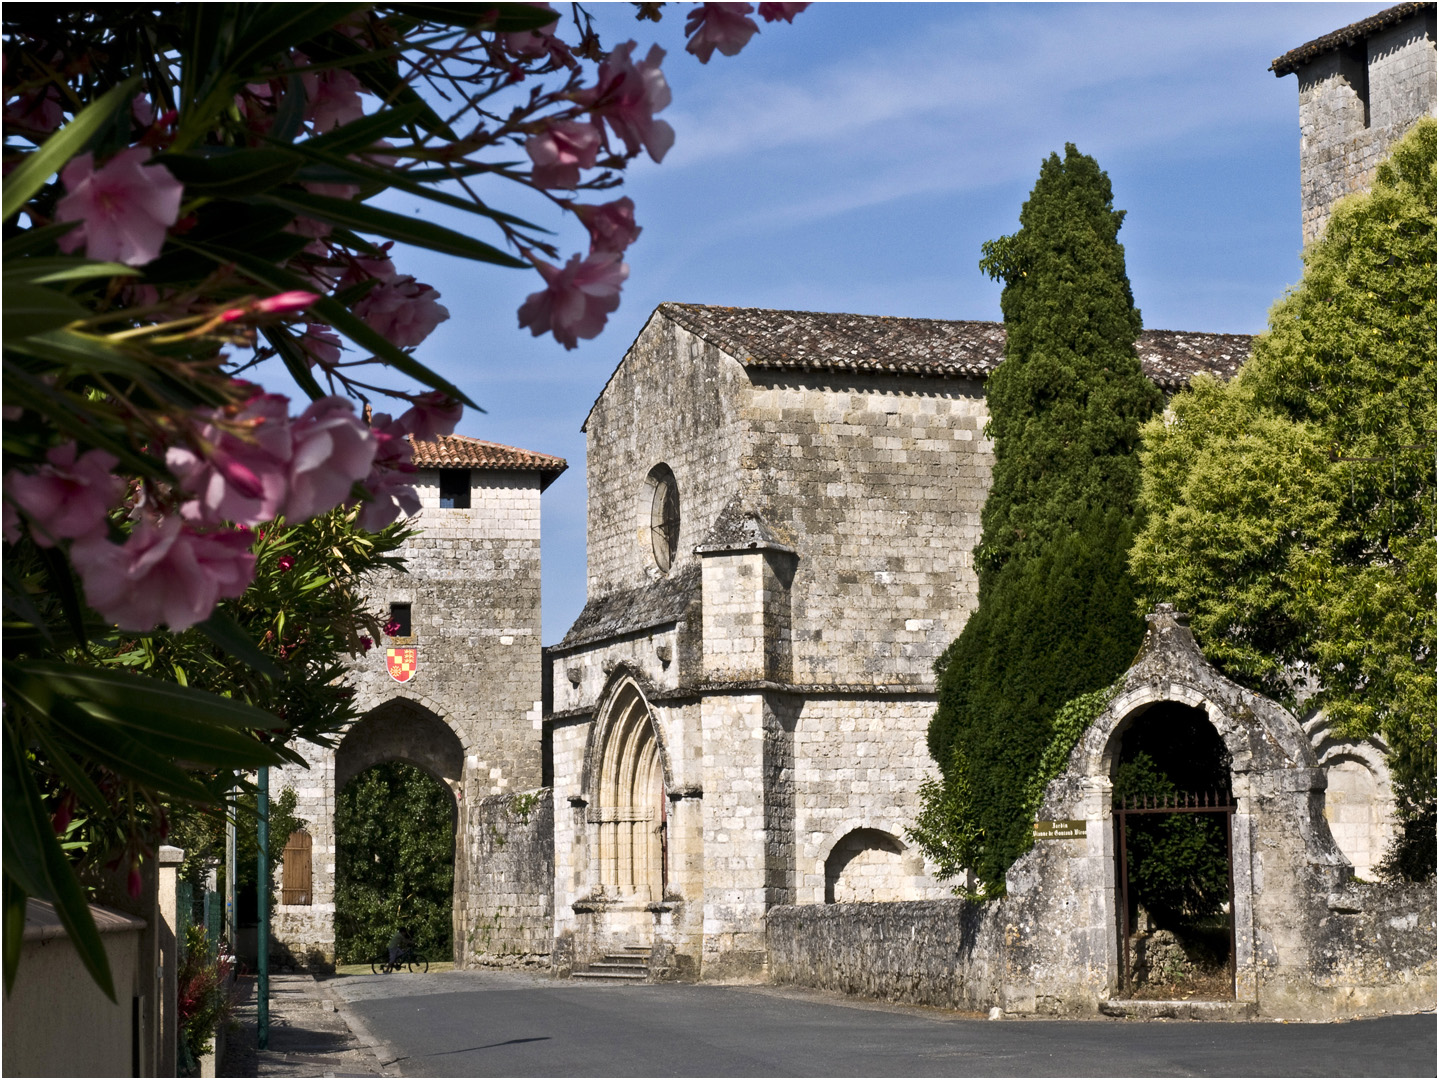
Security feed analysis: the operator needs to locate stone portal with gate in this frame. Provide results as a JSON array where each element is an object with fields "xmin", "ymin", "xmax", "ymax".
[{"xmin": 767, "ymin": 604, "xmax": 1435, "ymax": 1020}]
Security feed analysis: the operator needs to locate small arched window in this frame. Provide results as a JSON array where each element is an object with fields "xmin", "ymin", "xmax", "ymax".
[
  {"xmin": 648, "ymin": 466, "xmax": 680, "ymax": 572},
  {"xmin": 281, "ymin": 829, "xmax": 313, "ymax": 906}
]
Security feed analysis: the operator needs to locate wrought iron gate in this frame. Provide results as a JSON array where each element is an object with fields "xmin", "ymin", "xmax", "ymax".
[{"xmin": 1114, "ymin": 790, "xmax": 1237, "ymax": 997}]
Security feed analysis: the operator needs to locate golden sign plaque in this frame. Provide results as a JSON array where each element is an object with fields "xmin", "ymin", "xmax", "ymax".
[{"xmin": 1033, "ymin": 819, "xmax": 1087, "ymax": 840}]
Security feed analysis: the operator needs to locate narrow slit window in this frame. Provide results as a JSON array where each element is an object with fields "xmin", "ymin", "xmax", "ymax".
[
  {"xmin": 389, "ymin": 602, "xmax": 412, "ymax": 637},
  {"xmin": 439, "ymin": 469, "xmax": 471, "ymax": 509}
]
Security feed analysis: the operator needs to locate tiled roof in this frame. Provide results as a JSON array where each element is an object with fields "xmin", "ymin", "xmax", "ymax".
[
  {"xmin": 408, "ymin": 434, "xmax": 567, "ymax": 489},
  {"xmin": 659, "ymin": 303, "xmax": 1251, "ymax": 391},
  {"xmin": 1270, "ymin": 3, "xmax": 1433, "ymax": 77},
  {"xmin": 554, "ymin": 564, "xmax": 701, "ymax": 652}
]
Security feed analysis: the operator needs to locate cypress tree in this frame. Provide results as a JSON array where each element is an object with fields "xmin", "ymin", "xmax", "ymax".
[{"xmin": 919, "ymin": 145, "xmax": 1161, "ymax": 893}]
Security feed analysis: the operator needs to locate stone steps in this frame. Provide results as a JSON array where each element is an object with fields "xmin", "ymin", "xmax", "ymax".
[
  {"xmin": 572, "ymin": 946, "xmax": 650, "ymax": 982},
  {"xmin": 1100, "ymin": 999, "xmax": 1258, "ymax": 1021}
]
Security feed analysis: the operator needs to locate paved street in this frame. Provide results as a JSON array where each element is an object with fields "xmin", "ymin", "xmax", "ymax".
[{"xmin": 328, "ymin": 969, "xmax": 1437, "ymax": 1077}]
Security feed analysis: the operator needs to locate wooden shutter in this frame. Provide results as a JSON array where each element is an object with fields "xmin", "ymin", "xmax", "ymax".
[{"xmin": 280, "ymin": 829, "xmax": 312, "ymax": 905}]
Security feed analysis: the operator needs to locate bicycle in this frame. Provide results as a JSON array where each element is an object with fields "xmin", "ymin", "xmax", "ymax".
[{"xmin": 371, "ymin": 946, "xmax": 428, "ymax": 974}]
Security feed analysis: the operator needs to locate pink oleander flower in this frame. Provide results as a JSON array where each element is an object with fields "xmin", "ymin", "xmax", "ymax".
[
  {"xmin": 360, "ymin": 635, "xmax": 374, "ymax": 652},
  {"xmin": 579, "ymin": 42, "xmax": 674, "ymax": 164},
  {"xmin": 167, "ymin": 393, "xmax": 292, "ymax": 527},
  {"xmin": 277, "ymin": 555, "xmax": 296, "ymax": 572},
  {"xmin": 383, "ymin": 619, "xmax": 402, "ymax": 637},
  {"xmin": 517, "ymin": 250, "xmax": 627, "ymax": 350},
  {"xmin": 299, "ymin": 323, "xmax": 343, "ymax": 368},
  {"xmin": 55, "ymin": 147, "xmax": 184, "ymax": 267},
  {"xmin": 684, "ymin": 3, "xmax": 759, "ymax": 63},
  {"xmin": 757, "ymin": 2, "xmax": 809, "ymax": 23},
  {"xmin": 526, "ymin": 120, "xmax": 602, "ymax": 190},
  {"xmin": 352, "ymin": 413, "xmax": 420, "ymax": 531},
  {"xmin": 219, "ymin": 290, "xmax": 318, "ymax": 322},
  {"xmin": 338, "ymin": 251, "xmax": 397, "ymax": 292},
  {"xmin": 5, "ymin": 85, "xmax": 64, "ymax": 133},
  {"xmin": 575, "ymin": 197, "xmax": 642, "ymax": 255},
  {"xmin": 356, "ymin": 464, "xmax": 421, "ymax": 531},
  {"xmin": 398, "ymin": 392, "xmax": 463, "ymax": 443},
  {"xmin": 285, "ymin": 396, "xmax": 378, "ymax": 521},
  {"xmin": 72, "ymin": 517, "xmax": 256, "ymax": 631},
  {"xmin": 5, "ymin": 443, "xmax": 123, "ymax": 547},
  {"xmin": 128, "ymin": 864, "xmax": 143, "ymax": 900},
  {"xmin": 296, "ymin": 52, "xmax": 366, "ymax": 132},
  {"xmin": 353, "ymin": 276, "xmax": 450, "ymax": 349},
  {"xmin": 501, "ymin": 5, "xmax": 562, "ymax": 57}
]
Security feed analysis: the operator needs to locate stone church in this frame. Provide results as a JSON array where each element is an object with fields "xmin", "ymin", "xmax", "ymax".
[
  {"xmin": 265, "ymin": 2, "xmax": 1434, "ymax": 1008},
  {"xmin": 543, "ymin": 307, "xmax": 1249, "ymax": 979}
]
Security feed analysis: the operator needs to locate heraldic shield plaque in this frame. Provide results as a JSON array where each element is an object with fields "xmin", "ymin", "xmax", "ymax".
[{"xmin": 386, "ymin": 646, "xmax": 418, "ymax": 683}]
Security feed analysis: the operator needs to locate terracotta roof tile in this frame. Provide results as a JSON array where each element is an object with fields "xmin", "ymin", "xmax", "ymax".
[
  {"xmin": 408, "ymin": 434, "xmax": 567, "ymax": 489},
  {"xmin": 658, "ymin": 303, "xmax": 1251, "ymax": 391},
  {"xmin": 1270, "ymin": 3, "xmax": 1433, "ymax": 77}
]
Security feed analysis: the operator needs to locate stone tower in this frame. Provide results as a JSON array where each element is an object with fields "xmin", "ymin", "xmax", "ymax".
[
  {"xmin": 269, "ymin": 435, "xmax": 565, "ymax": 968},
  {"xmin": 1271, "ymin": 2, "xmax": 1437, "ymax": 245}
]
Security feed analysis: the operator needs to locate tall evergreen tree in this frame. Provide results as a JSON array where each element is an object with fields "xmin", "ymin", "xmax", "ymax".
[{"xmin": 917, "ymin": 145, "xmax": 1161, "ymax": 893}]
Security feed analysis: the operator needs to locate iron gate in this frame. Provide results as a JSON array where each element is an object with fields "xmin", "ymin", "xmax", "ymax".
[{"xmin": 1114, "ymin": 790, "xmax": 1237, "ymax": 997}]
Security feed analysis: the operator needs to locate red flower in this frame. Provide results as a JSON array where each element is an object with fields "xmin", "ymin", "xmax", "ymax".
[{"xmin": 278, "ymin": 555, "xmax": 296, "ymax": 571}]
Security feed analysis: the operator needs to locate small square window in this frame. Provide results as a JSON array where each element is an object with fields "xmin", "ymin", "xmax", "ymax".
[
  {"xmin": 388, "ymin": 602, "xmax": 412, "ymax": 637},
  {"xmin": 439, "ymin": 469, "xmax": 470, "ymax": 509}
]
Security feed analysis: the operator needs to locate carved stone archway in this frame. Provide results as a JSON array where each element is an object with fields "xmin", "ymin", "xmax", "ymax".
[{"xmin": 585, "ymin": 675, "xmax": 671, "ymax": 901}]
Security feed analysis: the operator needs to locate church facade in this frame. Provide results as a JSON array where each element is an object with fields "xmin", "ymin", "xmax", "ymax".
[{"xmin": 543, "ymin": 305, "xmax": 1252, "ymax": 978}]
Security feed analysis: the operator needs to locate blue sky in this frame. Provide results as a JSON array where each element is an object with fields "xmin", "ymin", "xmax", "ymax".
[{"xmin": 269, "ymin": 2, "xmax": 1384, "ymax": 641}]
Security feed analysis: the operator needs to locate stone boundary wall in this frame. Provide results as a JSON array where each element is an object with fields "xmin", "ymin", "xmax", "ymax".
[
  {"xmin": 462, "ymin": 789, "xmax": 555, "ymax": 967},
  {"xmin": 765, "ymin": 900, "xmax": 1008, "ymax": 1012},
  {"xmin": 1304, "ymin": 878, "xmax": 1437, "ymax": 1017},
  {"xmin": 767, "ymin": 879, "xmax": 1437, "ymax": 1019}
]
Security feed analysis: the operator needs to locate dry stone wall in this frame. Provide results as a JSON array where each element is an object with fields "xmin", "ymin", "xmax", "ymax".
[
  {"xmin": 462, "ymin": 791, "xmax": 555, "ymax": 966},
  {"xmin": 766, "ymin": 900, "xmax": 1007, "ymax": 1012}
]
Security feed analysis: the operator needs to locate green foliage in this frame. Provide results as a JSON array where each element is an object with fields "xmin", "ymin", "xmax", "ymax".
[
  {"xmin": 177, "ymin": 924, "xmax": 235, "ymax": 1069},
  {"xmin": 169, "ymin": 786, "xmax": 303, "ymax": 918},
  {"xmin": 334, "ymin": 762, "xmax": 453, "ymax": 965},
  {"xmin": 1023, "ymin": 682, "xmax": 1120, "ymax": 811},
  {"xmin": 974, "ymin": 144, "xmax": 1161, "ymax": 584},
  {"xmin": 910, "ymin": 682, "xmax": 1116, "ymax": 897},
  {"xmin": 919, "ymin": 144, "xmax": 1159, "ymax": 896},
  {"xmin": 1131, "ymin": 118, "xmax": 1437, "ymax": 875},
  {"xmin": 1114, "ymin": 753, "xmax": 1230, "ymax": 927}
]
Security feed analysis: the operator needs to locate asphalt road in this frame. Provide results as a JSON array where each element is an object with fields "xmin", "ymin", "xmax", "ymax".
[{"xmin": 331, "ymin": 969, "xmax": 1437, "ymax": 1077}]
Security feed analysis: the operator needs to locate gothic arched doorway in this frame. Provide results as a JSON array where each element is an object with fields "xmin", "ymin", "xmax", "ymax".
[{"xmin": 593, "ymin": 681, "xmax": 668, "ymax": 901}]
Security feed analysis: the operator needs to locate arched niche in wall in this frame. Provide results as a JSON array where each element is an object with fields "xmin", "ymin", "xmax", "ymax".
[{"xmin": 823, "ymin": 828, "xmax": 923, "ymax": 904}]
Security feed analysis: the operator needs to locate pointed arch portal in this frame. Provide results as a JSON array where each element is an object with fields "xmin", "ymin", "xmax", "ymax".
[{"xmin": 592, "ymin": 679, "xmax": 668, "ymax": 901}]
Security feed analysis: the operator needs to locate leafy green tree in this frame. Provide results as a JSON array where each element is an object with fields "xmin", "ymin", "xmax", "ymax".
[
  {"xmin": 168, "ymin": 786, "xmax": 304, "ymax": 922},
  {"xmin": 1131, "ymin": 118, "xmax": 1437, "ymax": 878},
  {"xmin": 31, "ymin": 505, "xmax": 408, "ymax": 913},
  {"xmin": 334, "ymin": 762, "xmax": 454, "ymax": 965},
  {"xmin": 917, "ymin": 145, "xmax": 1160, "ymax": 894}
]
